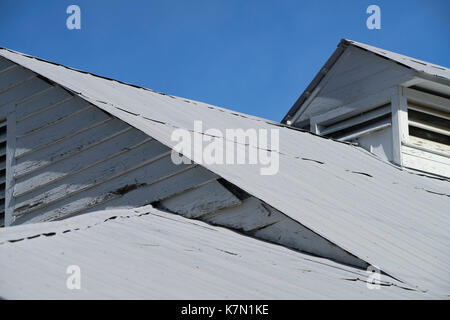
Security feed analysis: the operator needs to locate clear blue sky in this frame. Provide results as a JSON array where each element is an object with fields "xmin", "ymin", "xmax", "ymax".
[{"xmin": 1, "ymin": 0, "xmax": 449, "ymax": 121}]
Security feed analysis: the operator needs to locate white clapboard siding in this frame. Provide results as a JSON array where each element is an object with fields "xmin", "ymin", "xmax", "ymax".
[
  {"xmin": 0, "ymin": 77, "xmax": 51, "ymax": 108},
  {"xmin": 84, "ymin": 165, "xmax": 219, "ymax": 214},
  {"xmin": 159, "ymin": 180, "xmax": 242, "ymax": 218},
  {"xmin": 13, "ymin": 139, "xmax": 170, "ymax": 215},
  {"xmin": 0, "ymin": 56, "xmax": 15, "ymax": 72},
  {"xmin": 0, "ymin": 66, "xmax": 35, "ymax": 92},
  {"xmin": 16, "ymin": 97, "xmax": 89, "ymax": 136},
  {"xmin": 0, "ymin": 118, "xmax": 6, "ymax": 226},
  {"xmin": 402, "ymin": 144, "xmax": 450, "ymax": 177},
  {"xmin": 202, "ymin": 196, "xmax": 286, "ymax": 231},
  {"xmin": 14, "ymin": 118, "xmax": 129, "ymax": 178},
  {"xmin": 15, "ymin": 105, "xmax": 110, "ymax": 158},
  {"xmin": 14, "ymin": 127, "xmax": 148, "ymax": 195},
  {"xmin": 0, "ymin": 60, "xmax": 221, "ymax": 226},
  {"xmin": 16, "ymin": 86, "xmax": 72, "ymax": 120},
  {"xmin": 13, "ymin": 157, "xmax": 199, "ymax": 223}
]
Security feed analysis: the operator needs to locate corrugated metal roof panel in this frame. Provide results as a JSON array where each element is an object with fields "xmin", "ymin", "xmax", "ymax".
[
  {"xmin": 346, "ymin": 40, "xmax": 450, "ymax": 81},
  {"xmin": 0, "ymin": 48, "xmax": 449, "ymax": 296},
  {"xmin": 0, "ymin": 205, "xmax": 435, "ymax": 299}
]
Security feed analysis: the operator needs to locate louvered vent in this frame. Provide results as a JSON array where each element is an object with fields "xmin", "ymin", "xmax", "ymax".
[
  {"xmin": 407, "ymin": 104, "xmax": 450, "ymax": 155},
  {"xmin": 0, "ymin": 119, "xmax": 6, "ymax": 227},
  {"xmin": 319, "ymin": 104, "xmax": 392, "ymax": 141}
]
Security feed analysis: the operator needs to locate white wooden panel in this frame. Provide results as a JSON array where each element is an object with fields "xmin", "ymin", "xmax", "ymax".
[
  {"xmin": 13, "ymin": 158, "xmax": 200, "ymax": 223},
  {"xmin": 13, "ymin": 139, "xmax": 170, "ymax": 215},
  {"xmin": 321, "ymin": 63, "xmax": 391, "ymax": 96},
  {"xmin": 16, "ymin": 85, "xmax": 72, "ymax": 120},
  {"xmin": 0, "ymin": 77, "xmax": 51, "ymax": 107},
  {"xmin": 405, "ymin": 87, "xmax": 450, "ymax": 113},
  {"xmin": 159, "ymin": 180, "xmax": 241, "ymax": 218},
  {"xmin": 337, "ymin": 118, "xmax": 391, "ymax": 141},
  {"xmin": 14, "ymin": 128, "xmax": 149, "ymax": 195},
  {"xmin": 402, "ymin": 145, "xmax": 450, "ymax": 168},
  {"xmin": 391, "ymin": 86, "xmax": 409, "ymax": 165},
  {"xmin": 320, "ymin": 105, "xmax": 391, "ymax": 136},
  {"xmin": 407, "ymin": 136, "xmax": 450, "ymax": 156},
  {"xmin": 0, "ymin": 56, "xmax": 14, "ymax": 72},
  {"xmin": 16, "ymin": 97, "xmax": 89, "ymax": 136},
  {"xmin": 330, "ymin": 47, "xmax": 376, "ymax": 75},
  {"xmin": 203, "ymin": 197, "xmax": 286, "ymax": 232},
  {"xmin": 0, "ymin": 118, "xmax": 5, "ymax": 225},
  {"xmin": 355, "ymin": 126, "xmax": 393, "ymax": 161},
  {"xmin": 14, "ymin": 118, "xmax": 129, "ymax": 178},
  {"xmin": 15, "ymin": 106, "xmax": 110, "ymax": 158},
  {"xmin": 4, "ymin": 111, "xmax": 16, "ymax": 226},
  {"xmin": 87, "ymin": 165, "xmax": 218, "ymax": 214},
  {"xmin": 314, "ymin": 69, "xmax": 408, "ymax": 112},
  {"xmin": 0, "ymin": 67, "xmax": 35, "ymax": 92},
  {"xmin": 402, "ymin": 145, "xmax": 450, "ymax": 178}
]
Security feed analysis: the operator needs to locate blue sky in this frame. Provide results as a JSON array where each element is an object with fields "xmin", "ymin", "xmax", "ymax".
[{"xmin": 0, "ymin": 0, "xmax": 449, "ymax": 121}]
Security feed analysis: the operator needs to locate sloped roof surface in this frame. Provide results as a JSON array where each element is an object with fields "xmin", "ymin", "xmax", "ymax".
[
  {"xmin": 0, "ymin": 48, "xmax": 449, "ymax": 296},
  {"xmin": 0, "ymin": 205, "xmax": 435, "ymax": 299},
  {"xmin": 346, "ymin": 39, "xmax": 450, "ymax": 81},
  {"xmin": 282, "ymin": 39, "xmax": 450, "ymax": 123}
]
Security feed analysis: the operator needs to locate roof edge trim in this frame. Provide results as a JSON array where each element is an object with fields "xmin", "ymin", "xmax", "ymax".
[{"xmin": 281, "ymin": 39, "xmax": 350, "ymax": 124}]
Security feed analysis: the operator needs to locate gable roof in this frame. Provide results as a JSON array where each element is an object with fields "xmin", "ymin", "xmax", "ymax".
[
  {"xmin": 348, "ymin": 40, "xmax": 450, "ymax": 80},
  {"xmin": 0, "ymin": 47, "xmax": 449, "ymax": 296},
  {"xmin": 0, "ymin": 205, "xmax": 435, "ymax": 299},
  {"xmin": 282, "ymin": 39, "xmax": 450, "ymax": 123}
]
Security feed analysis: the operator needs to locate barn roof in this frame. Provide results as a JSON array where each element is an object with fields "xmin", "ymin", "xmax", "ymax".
[
  {"xmin": 0, "ymin": 205, "xmax": 436, "ymax": 299},
  {"xmin": 347, "ymin": 39, "xmax": 450, "ymax": 81},
  {"xmin": 282, "ymin": 39, "xmax": 450, "ymax": 123},
  {"xmin": 0, "ymin": 46, "xmax": 449, "ymax": 297}
]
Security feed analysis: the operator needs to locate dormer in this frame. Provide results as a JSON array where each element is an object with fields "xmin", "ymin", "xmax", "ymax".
[{"xmin": 283, "ymin": 39, "xmax": 450, "ymax": 178}]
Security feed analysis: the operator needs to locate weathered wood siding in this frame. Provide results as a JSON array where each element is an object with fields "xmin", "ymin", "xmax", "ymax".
[
  {"xmin": 0, "ymin": 56, "xmax": 368, "ymax": 269},
  {"xmin": 0, "ymin": 57, "xmax": 219, "ymax": 225},
  {"xmin": 0, "ymin": 118, "xmax": 6, "ymax": 226},
  {"xmin": 157, "ymin": 179, "xmax": 368, "ymax": 269},
  {"xmin": 402, "ymin": 144, "xmax": 450, "ymax": 177}
]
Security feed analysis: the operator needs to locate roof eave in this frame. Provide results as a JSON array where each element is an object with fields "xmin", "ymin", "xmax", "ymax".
[
  {"xmin": 282, "ymin": 39, "xmax": 350, "ymax": 124},
  {"xmin": 282, "ymin": 39, "xmax": 450, "ymax": 125}
]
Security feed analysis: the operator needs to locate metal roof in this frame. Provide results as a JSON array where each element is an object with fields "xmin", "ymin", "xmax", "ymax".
[
  {"xmin": 347, "ymin": 39, "xmax": 450, "ymax": 81},
  {"xmin": 0, "ymin": 48, "xmax": 449, "ymax": 296},
  {"xmin": 282, "ymin": 39, "xmax": 450, "ymax": 123},
  {"xmin": 0, "ymin": 205, "xmax": 436, "ymax": 299}
]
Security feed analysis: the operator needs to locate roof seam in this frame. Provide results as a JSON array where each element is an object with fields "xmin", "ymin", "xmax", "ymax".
[
  {"xmin": 0, "ymin": 47, "xmax": 363, "ymax": 150},
  {"xmin": 0, "ymin": 207, "xmax": 155, "ymax": 244}
]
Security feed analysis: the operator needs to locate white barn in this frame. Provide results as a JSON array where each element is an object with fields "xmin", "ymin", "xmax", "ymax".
[{"xmin": 0, "ymin": 41, "xmax": 449, "ymax": 299}]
